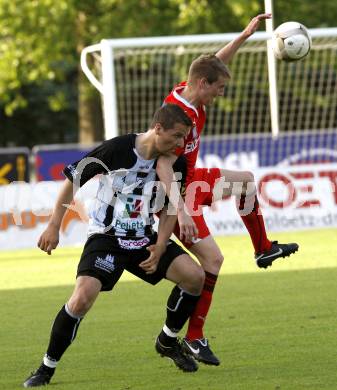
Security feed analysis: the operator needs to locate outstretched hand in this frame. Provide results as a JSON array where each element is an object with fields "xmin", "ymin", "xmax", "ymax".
[
  {"xmin": 139, "ymin": 243, "xmax": 166, "ymax": 274},
  {"xmin": 37, "ymin": 224, "xmax": 59, "ymax": 255},
  {"xmin": 243, "ymin": 13, "xmax": 272, "ymax": 38}
]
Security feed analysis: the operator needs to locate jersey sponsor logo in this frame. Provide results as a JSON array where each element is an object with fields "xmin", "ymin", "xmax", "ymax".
[
  {"xmin": 95, "ymin": 254, "xmax": 115, "ymax": 273},
  {"xmin": 123, "ymin": 198, "xmax": 143, "ymax": 218},
  {"xmin": 117, "ymin": 236, "xmax": 150, "ymax": 250},
  {"xmin": 185, "ymin": 137, "xmax": 200, "ymax": 153},
  {"xmin": 115, "ymin": 218, "xmax": 145, "ymax": 230}
]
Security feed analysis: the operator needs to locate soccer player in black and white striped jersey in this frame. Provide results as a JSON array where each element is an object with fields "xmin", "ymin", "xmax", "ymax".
[{"xmin": 23, "ymin": 104, "xmax": 206, "ymax": 388}]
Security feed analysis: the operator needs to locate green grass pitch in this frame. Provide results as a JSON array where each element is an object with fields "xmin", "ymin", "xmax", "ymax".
[{"xmin": 1, "ymin": 229, "xmax": 336, "ymax": 390}]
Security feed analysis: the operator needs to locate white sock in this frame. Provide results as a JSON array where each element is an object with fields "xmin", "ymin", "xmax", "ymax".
[
  {"xmin": 43, "ymin": 354, "xmax": 58, "ymax": 368},
  {"xmin": 163, "ymin": 324, "xmax": 178, "ymax": 338}
]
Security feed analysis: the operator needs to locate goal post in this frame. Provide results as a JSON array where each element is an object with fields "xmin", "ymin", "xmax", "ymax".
[{"xmin": 264, "ymin": 0, "xmax": 279, "ymax": 139}]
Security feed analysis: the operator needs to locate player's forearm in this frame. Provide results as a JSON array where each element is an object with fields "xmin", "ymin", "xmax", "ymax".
[
  {"xmin": 48, "ymin": 178, "xmax": 76, "ymax": 229},
  {"xmin": 157, "ymin": 157, "xmax": 185, "ymax": 214},
  {"xmin": 216, "ymin": 32, "xmax": 249, "ymax": 64},
  {"xmin": 217, "ymin": 14, "xmax": 271, "ymax": 64},
  {"xmin": 156, "ymin": 208, "xmax": 177, "ymax": 247}
]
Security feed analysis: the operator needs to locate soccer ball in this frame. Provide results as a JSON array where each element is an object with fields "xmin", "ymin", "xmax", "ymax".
[{"xmin": 272, "ymin": 21, "xmax": 312, "ymax": 62}]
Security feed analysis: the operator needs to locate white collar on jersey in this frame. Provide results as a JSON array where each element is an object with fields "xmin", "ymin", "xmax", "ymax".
[{"xmin": 172, "ymin": 86, "xmax": 199, "ymax": 117}]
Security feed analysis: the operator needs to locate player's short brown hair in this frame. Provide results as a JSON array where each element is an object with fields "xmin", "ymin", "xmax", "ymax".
[
  {"xmin": 150, "ymin": 104, "xmax": 193, "ymax": 130},
  {"xmin": 188, "ymin": 54, "xmax": 231, "ymax": 84}
]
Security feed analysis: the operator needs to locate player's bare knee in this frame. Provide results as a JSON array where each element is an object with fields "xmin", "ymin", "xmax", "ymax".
[
  {"xmin": 197, "ymin": 252, "xmax": 223, "ymax": 274},
  {"xmin": 210, "ymin": 253, "xmax": 224, "ymax": 274},
  {"xmin": 67, "ymin": 288, "xmax": 96, "ymax": 316},
  {"xmin": 67, "ymin": 276, "xmax": 101, "ymax": 316},
  {"xmin": 242, "ymin": 171, "xmax": 256, "ymax": 196},
  {"xmin": 246, "ymin": 171, "xmax": 255, "ymax": 182},
  {"xmin": 67, "ymin": 294, "xmax": 89, "ymax": 316}
]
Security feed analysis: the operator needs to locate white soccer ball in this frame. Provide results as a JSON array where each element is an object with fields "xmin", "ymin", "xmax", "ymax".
[{"xmin": 272, "ymin": 21, "xmax": 312, "ymax": 62}]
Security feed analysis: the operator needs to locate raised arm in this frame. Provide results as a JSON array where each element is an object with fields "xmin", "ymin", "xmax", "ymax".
[
  {"xmin": 216, "ymin": 13, "xmax": 271, "ymax": 64},
  {"xmin": 156, "ymin": 154, "xmax": 198, "ymax": 242},
  {"xmin": 37, "ymin": 178, "xmax": 75, "ymax": 255}
]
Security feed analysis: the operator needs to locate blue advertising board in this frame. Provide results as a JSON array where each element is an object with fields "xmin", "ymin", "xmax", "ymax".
[
  {"xmin": 198, "ymin": 130, "xmax": 337, "ymax": 168},
  {"xmin": 33, "ymin": 144, "xmax": 98, "ymax": 181},
  {"xmin": 33, "ymin": 130, "xmax": 337, "ymax": 182}
]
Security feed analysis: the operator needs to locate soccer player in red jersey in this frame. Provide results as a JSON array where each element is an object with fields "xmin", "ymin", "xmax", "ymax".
[{"xmin": 156, "ymin": 14, "xmax": 299, "ymax": 365}]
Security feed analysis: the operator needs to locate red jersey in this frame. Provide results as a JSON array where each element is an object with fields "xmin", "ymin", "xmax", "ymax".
[{"xmin": 164, "ymin": 81, "xmax": 206, "ymax": 183}]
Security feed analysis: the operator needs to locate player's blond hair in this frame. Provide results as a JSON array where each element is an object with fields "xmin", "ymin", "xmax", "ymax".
[{"xmin": 188, "ymin": 54, "xmax": 231, "ymax": 84}]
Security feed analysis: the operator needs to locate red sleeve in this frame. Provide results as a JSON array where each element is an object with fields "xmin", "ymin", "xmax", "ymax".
[{"xmin": 174, "ymin": 146, "xmax": 184, "ymax": 157}]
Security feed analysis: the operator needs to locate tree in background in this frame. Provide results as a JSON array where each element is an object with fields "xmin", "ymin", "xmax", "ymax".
[
  {"xmin": 0, "ymin": 0, "xmax": 335, "ymax": 146},
  {"xmin": 0, "ymin": 1, "xmax": 99, "ymax": 146}
]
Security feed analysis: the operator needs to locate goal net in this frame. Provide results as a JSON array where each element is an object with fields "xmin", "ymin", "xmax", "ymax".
[{"xmin": 82, "ymin": 29, "xmax": 337, "ymax": 169}]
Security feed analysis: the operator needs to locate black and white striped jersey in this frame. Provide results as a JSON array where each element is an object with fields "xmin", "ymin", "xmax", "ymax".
[{"xmin": 63, "ymin": 134, "xmax": 186, "ymax": 239}]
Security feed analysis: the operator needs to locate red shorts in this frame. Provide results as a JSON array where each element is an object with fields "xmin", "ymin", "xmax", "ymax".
[{"xmin": 174, "ymin": 168, "xmax": 221, "ymax": 248}]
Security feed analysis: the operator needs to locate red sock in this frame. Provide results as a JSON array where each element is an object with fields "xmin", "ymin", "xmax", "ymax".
[
  {"xmin": 238, "ymin": 194, "xmax": 272, "ymax": 254},
  {"xmin": 186, "ymin": 271, "xmax": 218, "ymax": 341}
]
